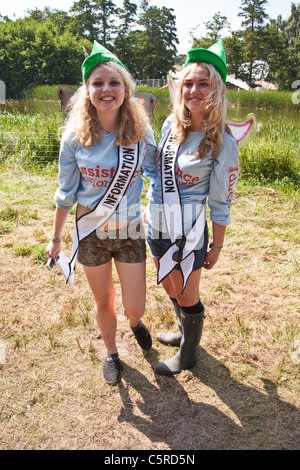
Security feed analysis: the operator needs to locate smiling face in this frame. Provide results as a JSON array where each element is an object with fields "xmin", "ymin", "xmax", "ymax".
[
  {"xmin": 86, "ymin": 65, "xmax": 126, "ymax": 122},
  {"xmin": 181, "ymin": 64, "xmax": 213, "ymax": 120}
]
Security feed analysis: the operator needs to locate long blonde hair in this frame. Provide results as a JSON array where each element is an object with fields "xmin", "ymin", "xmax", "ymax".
[
  {"xmin": 172, "ymin": 62, "xmax": 229, "ymax": 160},
  {"xmin": 65, "ymin": 62, "xmax": 149, "ymax": 147}
]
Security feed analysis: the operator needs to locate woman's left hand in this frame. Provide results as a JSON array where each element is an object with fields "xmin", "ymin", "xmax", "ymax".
[{"xmin": 203, "ymin": 248, "xmax": 221, "ymax": 270}]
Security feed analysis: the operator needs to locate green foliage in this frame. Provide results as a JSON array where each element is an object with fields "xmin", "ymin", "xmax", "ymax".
[
  {"xmin": 135, "ymin": 6, "xmax": 178, "ymax": 78},
  {"xmin": 23, "ymin": 84, "xmax": 67, "ymax": 100},
  {"xmin": 70, "ymin": 0, "xmax": 118, "ymax": 45},
  {"xmin": 1, "ymin": 1, "xmax": 298, "ymax": 94},
  {"xmin": 239, "ymin": 119, "xmax": 300, "ymax": 189},
  {"xmin": 136, "ymin": 85, "xmax": 169, "ymax": 103},
  {"xmin": 34, "ymin": 245, "xmax": 48, "ymax": 264},
  {"xmin": 114, "ymin": 5, "xmax": 178, "ymax": 79},
  {"xmin": 226, "ymin": 89, "xmax": 297, "ymax": 110},
  {"xmin": 0, "ymin": 17, "xmax": 91, "ymax": 98},
  {"xmin": 0, "ymin": 2, "xmax": 179, "ymax": 98}
]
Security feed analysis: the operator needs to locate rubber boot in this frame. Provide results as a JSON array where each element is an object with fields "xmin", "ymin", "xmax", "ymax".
[
  {"xmin": 155, "ymin": 306, "xmax": 205, "ymax": 376},
  {"xmin": 157, "ymin": 298, "xmax": 182, "ymax": 346}
]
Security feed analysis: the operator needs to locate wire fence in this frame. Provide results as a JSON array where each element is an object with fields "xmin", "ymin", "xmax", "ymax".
[
  {"xmin": 135, "ymin": 78, "xmax": 167, "ymax": 87},
  {"xmin": 0, "ymin": 129, "xmax": 61, "ymax": 166},
  {"xmin": 0, "ymin": 111, "xmax": 63, "ymax": 167}
]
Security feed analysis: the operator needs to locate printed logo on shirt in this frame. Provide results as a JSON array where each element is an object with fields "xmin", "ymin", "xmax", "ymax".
[
  {"xmin": 156, "ymin": 151, "xmax": 200, "ymax": 186},
  {"xmin": 80, "ymin": 166, "xmax": 140, "ymax": 188},
  {"xmin": 226, "ymin": 166, "xmax": 239, "ymax": 203}
]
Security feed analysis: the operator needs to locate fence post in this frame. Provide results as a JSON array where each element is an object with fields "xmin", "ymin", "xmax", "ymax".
[{"xmin": 0, "ymin": 81, "xmax": 5, "ymax": 104}]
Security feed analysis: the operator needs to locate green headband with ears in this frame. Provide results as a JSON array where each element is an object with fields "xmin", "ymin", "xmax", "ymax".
[
  {"xmin": 82, "ymin": 41, "xmax": 125, "ymax": 83},
  {"xmin": 184, "ymin": 40, "xmax": 227, "ymax": 83}
]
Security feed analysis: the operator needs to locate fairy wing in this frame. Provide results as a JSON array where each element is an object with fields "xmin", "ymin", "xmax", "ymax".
[
  {"xmin": 167, "ymin": 74, "xmax": 177, "ymax": 105},
  {"xmin": 225, "ymin": 114, "xmax": 257, "ymax": 147},
  {"xmin": 134, "ymin": 91, "xmax": 157, "ymax": 122},
  {"xmin": 57, "ymin": 85, "xmax": 77, "ymax": 116}
]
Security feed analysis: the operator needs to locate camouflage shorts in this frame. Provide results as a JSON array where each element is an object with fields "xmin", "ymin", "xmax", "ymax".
[{"xmin": 77, "ymin": 223, "xmax": 146, "ymax": 266}]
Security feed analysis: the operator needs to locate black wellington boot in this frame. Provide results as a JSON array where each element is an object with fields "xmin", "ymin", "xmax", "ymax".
[
  {"xmin": 157, "ymin": 298, "xmax": 182, "ymax": 346},
  {"xmin": 155, "ymin": 306, "xmax": 205, "ymax": 376}
]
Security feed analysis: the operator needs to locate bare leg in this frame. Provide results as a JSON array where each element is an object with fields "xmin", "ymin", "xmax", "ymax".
[
  {"xmin": 115, "ymin": 260, "xmax": 146, "ymax": 327},
  {"xmin": 115, "ymin": 260, "xmax": 151, "ymax": 350},
  {"xmin": 83, "ymin": 261, "xmax": 118, "ymax": 355}
]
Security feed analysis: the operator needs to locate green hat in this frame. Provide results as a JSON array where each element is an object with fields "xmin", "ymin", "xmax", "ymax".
[
  {"xmin": 82, "ymin": 41, "xmax": 125, "ymax": 83},
  {"xmin": 183, "ymin": 40, "xmax": 227, "ymax": 83}
]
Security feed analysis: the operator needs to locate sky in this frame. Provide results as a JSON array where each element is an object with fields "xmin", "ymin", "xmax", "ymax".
[{"xmin": 0, "ymin": 0, "xmax": 294, "ymax": 54}]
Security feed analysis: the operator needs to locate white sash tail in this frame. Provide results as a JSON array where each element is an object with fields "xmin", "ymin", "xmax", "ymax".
[
  {"xmin": 157, "ymin": 132, "xmax": 206, "ymax": 293},
  {"xmin": 66, "ymin": 144, "xmax": 139, "ymax": 284}
]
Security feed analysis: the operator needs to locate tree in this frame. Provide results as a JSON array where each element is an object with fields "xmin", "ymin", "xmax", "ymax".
[
  {"xmin": 114, "ymin": 0, "xmax": 138, "ymax": 70},
  {"xmin": 238, "ymin": 0, "xmax": 269, "ymax": 84},
  {"xmin": 0, "ymin": 19, "xmax": 38, "ymax": 98},
  {"xmin": 25, "ymin": 7, "xmax": 73, "ymax": 35},
  {"xmin": 254, "ymin": 3, "xmax": 300, "ymax": 89},
  {"xmin": 204, "ymin": 12, "xmax": 230, "ymax": 42},
  {"xmin": 117, "ymin": 0, "xmax": 138, "ymax": 31},
  {"xmin": 69, "ymin": 0, "xmax": 101, "ymax": 42},
  {"xmin": 137, "ymin": 6, "xmax": 178, "ymax": 78},
  {"xmin": 96, "ymin": 0, "xmax": 118, "ymax": 46},
  {"xmin": 224, "ymin": 33, "xmax": 245, "ymax": 79},
  {"xmin": 259, "ymin": 21, "xmax": 286, "ymax": 87},
  {"xmin": 283, "ymin": 2, "xmax": 300, "ymax": 87},
  {"xmin": 69, "ymin": 0, "xmax": 119, "ymax": 46},
  {"xmin": 0, "ymin": 17, "xmax": 91, "ymax": 98},
  {"xmin": 0, "ymin": 14, "xmax": 10, "ymax": 22}
]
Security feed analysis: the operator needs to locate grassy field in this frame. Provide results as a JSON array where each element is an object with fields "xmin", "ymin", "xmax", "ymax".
[{"xmin": 0, "ymin": 166, "xmax": 299, "ymax": 450}]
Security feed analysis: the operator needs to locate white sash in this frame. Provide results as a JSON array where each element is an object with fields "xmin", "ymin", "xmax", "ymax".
[
  {"xmin": 67, "ymin": 144, "xmax": 139, "ymax": 283},
  {"xmin": 157, "ymin": 132, "xmax": 206, "ymax": 293}
]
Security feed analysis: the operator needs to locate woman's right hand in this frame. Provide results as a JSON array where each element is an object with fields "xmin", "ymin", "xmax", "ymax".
[
  {"xmin": 203, "ymin": 248, "xmax": 221, "ymax": 270},
  {"xmin": 46, "ymin": 239, "xmax": 62, "ymax": 262}
]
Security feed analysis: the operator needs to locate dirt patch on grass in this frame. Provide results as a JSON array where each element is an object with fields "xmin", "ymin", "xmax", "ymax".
[{"xmin": 0, "ymin": 175, "xmax": 299, "ymax": 450}]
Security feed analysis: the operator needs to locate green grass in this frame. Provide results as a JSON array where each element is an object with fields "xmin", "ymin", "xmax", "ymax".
[
  {"xmin": 23, "ymin": 84, "xmax": 77, "ymax": 101},
  {"xmin": 0, "ymin": 167, "xmax": 299, "ymax": 450},
  {"xmin": 239, "ymin": 118, "xmax": 300, "ymax": 190},
  {"xmin": 0, "ymin": 111, "xmax": 64, "ymax": 173},
  {"xmin": 136, "ymin": 85, "xmax": 170, "ymax": 103},
  {"xmin": 227, "ymin": 89, "xmax": 298, "ymax": 110},
  {"xmin": 1, "ymin": 88, "xmax": 299, "ymax": 190}
]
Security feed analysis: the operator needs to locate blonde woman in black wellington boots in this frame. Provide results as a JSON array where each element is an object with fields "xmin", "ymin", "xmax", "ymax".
[{"xmin": 145, "ymin": 41, "xmax": 239, "ymax": 376}]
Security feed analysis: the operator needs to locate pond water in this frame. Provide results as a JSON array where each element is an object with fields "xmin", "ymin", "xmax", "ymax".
[{"xmin": 1, "ymin": 98, "xmax": 299, "ymax": 128}]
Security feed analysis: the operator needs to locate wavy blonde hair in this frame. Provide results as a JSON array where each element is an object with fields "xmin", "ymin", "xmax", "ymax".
[
  {"xmin": 172, "ymin": 62, "xmax": 230, "ymax": 160},
  {"xmin": 64, "ymin": 62, "xmax": 149, "ymax": 147}
]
